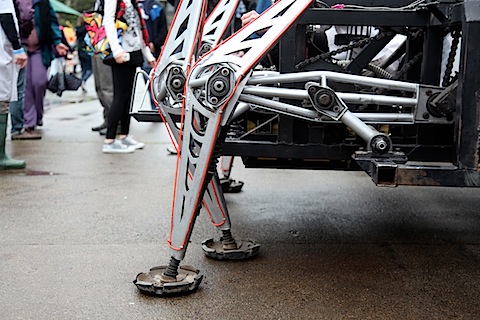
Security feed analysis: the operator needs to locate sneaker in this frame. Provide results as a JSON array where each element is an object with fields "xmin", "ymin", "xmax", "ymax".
[
  {"xmin": 119, "ymin": 136, "xmax": 145, "ymax": 149},
  {"xmin": 102, "ymin": 140, "xmax": 135, "ymax": 154},
  {"xmin": 11, "ymin": 129, "xmax": 42, "ymax": 140}
]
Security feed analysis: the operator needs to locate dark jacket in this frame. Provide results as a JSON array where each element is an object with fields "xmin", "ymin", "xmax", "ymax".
[{"xmin": 32, "ymin": 0, "xmax": 63, "ymax": 67}]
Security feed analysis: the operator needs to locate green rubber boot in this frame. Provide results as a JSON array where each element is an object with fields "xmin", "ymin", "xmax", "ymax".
[{"xmin": 0, "ymin": 113, "xmax": 26, "ymax": 170}]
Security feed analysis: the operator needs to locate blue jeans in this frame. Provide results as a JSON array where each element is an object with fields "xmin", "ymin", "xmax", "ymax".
[
  {"xmin": 141, "ymin": 61, "xmax": 156, "ymax": 110},
  {"xmin": 9, "ymin": 66, "xmax": 26, "ymax": 134}
]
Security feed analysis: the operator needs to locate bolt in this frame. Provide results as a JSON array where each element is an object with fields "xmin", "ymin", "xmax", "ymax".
[
  {"xmin": 423, "ymin": 112, "xmax": 430, "ymax": 119},
  {"xmin": 375, "ymin": 139, "xmax": 388, "ymax": 151},
  {"xmin": 213, "ymin": 80, "xmax": 225, "ymax": 92},
  {"xmin": 172, "ymin": 78, "xmax": 183, "ymax": 89},
  {"xmin": 318, "ymin": 93, "xmax": 332, "ymax": 107},
  {"xmin": 221, "ymin": 68, "xmax": 230, "ymax": 76},
  {"xmin": 210, "ymin": 96, "xmax": 219, "ymax": 104}
]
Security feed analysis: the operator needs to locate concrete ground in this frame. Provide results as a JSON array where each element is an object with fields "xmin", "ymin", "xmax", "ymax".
[{"xmin": 1, "ymin": 77, "xmax": 480, "ymax": 319}]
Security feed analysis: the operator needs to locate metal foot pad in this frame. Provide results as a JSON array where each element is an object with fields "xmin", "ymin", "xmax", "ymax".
[
  {"xmin": 220, "ymin": 178, "xmax": 244, "ymax": 193},
  {"xmin": 202, "ymin": 238, "xmax": 260, "ymax": 260},
  {"xmin": 134, "ymin": 265, "xmax": 203, "ymax": 296}
]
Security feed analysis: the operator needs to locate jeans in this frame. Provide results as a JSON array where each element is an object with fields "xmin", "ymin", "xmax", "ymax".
[
  {"xmin": 141, "ymin": 61, "xmax": 156, "ymax": 110},
  {"xmin": 9, "ymin": 66, "xmax": 26, "ymax": 134}
]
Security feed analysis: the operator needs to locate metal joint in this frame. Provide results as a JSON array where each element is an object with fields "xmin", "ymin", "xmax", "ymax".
[
  {"xmin": 306, "ymin": 82, "xmax": 347, "ymax": 120},
  {"xmin": 205, "ymin": 66, "xmax": 235, "ymax": 108},
  {"xmin": 166, "ymin": 66, "xmax": 187, "ymax": 102}
]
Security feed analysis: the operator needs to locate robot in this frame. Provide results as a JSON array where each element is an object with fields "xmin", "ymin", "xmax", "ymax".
[{"xmin": 134, "ymin": 0, "xmax": 480, "ymax": 295}]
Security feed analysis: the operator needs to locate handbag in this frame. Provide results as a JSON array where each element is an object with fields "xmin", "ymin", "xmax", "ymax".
[
  {"xmin": 47, "ymin": 63, "xmax": 82, "ymax": 97},
  {"xmin": 83, "ymin": 0, "xmax": 128, "ymax": 60}
]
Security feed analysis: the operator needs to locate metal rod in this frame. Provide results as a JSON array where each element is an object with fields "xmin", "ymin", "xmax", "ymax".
[
  {"xmin": 341, "ymin": 110, "xmax": 377, "ymax": 142},
  {"xmin": 241, "ymin": 86, "xmax": 417, "ymax": 106},
  {"xmin": 239, "ymin": 94, "xmax": 414, "ymax": 123},
  {"xmin": 247, "ymin": 71, "xmax": 419, "ymax": 92}
]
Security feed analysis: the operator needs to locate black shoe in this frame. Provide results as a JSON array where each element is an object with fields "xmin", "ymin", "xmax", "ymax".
[
  {"xmin": 92, "ymin": 123, "xmax": 107, "ymax": 132},
  {"xmin": 98, "ymin": 127, "xmax": 107, "ymax": 136}
]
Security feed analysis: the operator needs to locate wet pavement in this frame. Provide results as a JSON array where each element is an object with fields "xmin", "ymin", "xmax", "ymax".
[{"xmin": 1, "ymin": 78, "xmax": 480, "ymax": 319}]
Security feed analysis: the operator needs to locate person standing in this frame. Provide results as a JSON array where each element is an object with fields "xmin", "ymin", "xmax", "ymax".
[
  {"xmin": 87, "ymin": 0, "xmax": 114, "ymax": 134},
  {"xmin": 91, "ymin": 54, "xmax": 113, "ymax": 135},
  {"xmin": 21, "ymin": 0, "xmax": 68, "ymax": 135},
  {"xmin": 8, "ymin": 0, "xmax": 39, "ymax": 140},
  {"xmin": 75, "ymin": 14, "xmax": 93, "ymax": 93},
  {"xmin": 137, "ymin": 0, "xmax": 167, "ymax": 110},
  {"xmin": 102, "ymin": 0, "xmax": 155, "ymax": 153},
  {"xmin": 138, "ymin": 0, "xmax": 167, "ymax": 59},
  {"xmin": 0, "ymin": 0, "xmax": 28, "ymax": 169}
]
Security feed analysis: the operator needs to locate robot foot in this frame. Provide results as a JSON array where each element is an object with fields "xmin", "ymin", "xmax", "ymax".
[
  {"xmin": 202, "ymin": 238, "xmax": 260, "ymax": 260},
  {"xmin": 134, "ymin": 265, "xmax": 203, "ymax": 296}
]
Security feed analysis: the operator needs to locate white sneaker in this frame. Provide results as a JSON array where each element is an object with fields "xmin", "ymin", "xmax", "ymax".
[
  {"xmin": 102, "ymin": 140, "xmax": 135, "ymax": 154},
  {"xmin": 166, "ymin": 145, "xmax": 178, "ymax": 155},
  {"xmin": 120, "ymin": 136, "xmax": 145, "ymax": 149}
]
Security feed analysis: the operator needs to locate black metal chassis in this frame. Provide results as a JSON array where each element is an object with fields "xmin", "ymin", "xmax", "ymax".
[{"xmin": 220, "ymin": 0, "xmax": 480, "ymax": 187}]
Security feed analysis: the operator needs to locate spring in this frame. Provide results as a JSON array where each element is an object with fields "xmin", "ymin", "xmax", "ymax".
[
  {"xmin": 221, "ymin": 229, "xmax": 236, "ymax": 246},
  {"xmin": 163, "ymin": 257, "xmax": 180, "ymax": 278}
]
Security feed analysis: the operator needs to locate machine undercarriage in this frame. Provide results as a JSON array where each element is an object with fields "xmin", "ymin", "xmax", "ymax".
[{"xmin": 131, "ymin": 0, "xmax": 480, "ymax": 295}]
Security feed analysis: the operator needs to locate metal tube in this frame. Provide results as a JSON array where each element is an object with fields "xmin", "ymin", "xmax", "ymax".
[
  {"xmin": 230, "ymin": 102, "xmax": 250, "ymax": 121},
  {"xmin": 248, "ymin": 71, "xmax": 419, "ymax": 92},
  {"xmin": 352, "ymin": 113, "xmax": 413, "ymax": 123},
  {"xmin": 239, "ymin": 94, "xmax": 319, "ymax": 119},
  {"xmin": 341, "ymin": 111, "xmax": 377, "ymax": 142},
  {"xmin": 339, "ymin": 92, "xmax": 416, "ymax": 106},
  {"xmin": 242, "ymin": 86, "xmax": 417, "ymax": 106},
  {"xmin": 240, "ymin": 94, "xmax": 415, "ymax": 123}
]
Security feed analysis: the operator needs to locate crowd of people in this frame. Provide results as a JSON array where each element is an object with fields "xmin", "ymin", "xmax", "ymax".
[
  {"xmin": 0, "ymin": 0, "xmax": 171, "ymax": 165},
  {"xmin": 0, "ymin": 0, "xmax": 263, "ymax": 167}
]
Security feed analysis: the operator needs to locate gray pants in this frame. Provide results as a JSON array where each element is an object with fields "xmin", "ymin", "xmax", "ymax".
[{"xmin": 92, "ymin": 56, "xmax": 113, "ymax": 124}]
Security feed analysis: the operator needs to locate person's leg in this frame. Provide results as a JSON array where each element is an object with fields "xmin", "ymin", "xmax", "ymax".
[
  {"xmin": 102, "ymin": 64, "xmax": 136, "ymax": 153},
  {"xmin": 102, "ymin": 63, "xmax": 142, "ymax": 153},
  {"xmin": 81, "ymin": 54, "xmax": 93, "ymax": 83},
  {"xmin": 106, "ymin": 64, "xmax": 135, "ymax": 139},
  {"xmin": 0, "ymin": 101, "xmax": 26, "ymax": 169},
  {"xmin": 92, "ymin": 56, "xmax": 113, "ymax": 130},
  {"xmin": 9, "ymin": 66, "xmax": 26, "ymax": 135},
  {"xmin": 118, "ymin": 65, "xmax": 136, "ymax": 136},
  {"xmin": 23, "ymin": 51, "xmax": 48, "ymax": 130}
]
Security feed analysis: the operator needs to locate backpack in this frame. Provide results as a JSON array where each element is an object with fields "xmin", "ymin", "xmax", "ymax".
[
  {"xmin": 14, "ymin": 0, "xmax": 34, "ymax": 40},
  {"xmin": 83, "ymin": 0, "xmax": 128, "ymax": 60}
]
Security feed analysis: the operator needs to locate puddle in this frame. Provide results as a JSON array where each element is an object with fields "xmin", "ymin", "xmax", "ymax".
[
  {"xmin": 24, "ymin": 169, "xmax": 60, "ymax": 176},
  {"xmin": 0, "ymin": 169, "xmax": 60, "ymax": 176}
]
